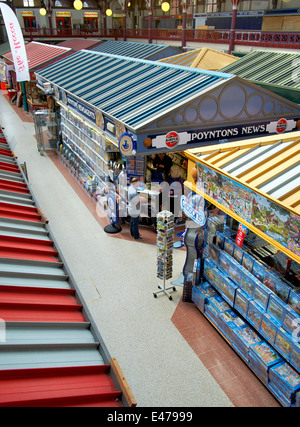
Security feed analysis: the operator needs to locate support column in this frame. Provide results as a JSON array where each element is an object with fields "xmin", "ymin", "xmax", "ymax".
[
  {"xmin": 229, "ymin": 0, "xmax": 240, "ymax": 54},
  {"xmin": 181, "ymin": 1, "xmax": 187, "ymax": 49},
  {"xmin": 146, "ymin": 0, "xmax": 153, "ymax": 44}
]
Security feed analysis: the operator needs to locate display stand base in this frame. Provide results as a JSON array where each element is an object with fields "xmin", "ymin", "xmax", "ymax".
[
  {"xmin": 104, "ymin": 224, "xmax": 122, "ymax": 234},
  {"xmin": 153, "ymin": 283, "xmax": 176, "ymax": 301}
]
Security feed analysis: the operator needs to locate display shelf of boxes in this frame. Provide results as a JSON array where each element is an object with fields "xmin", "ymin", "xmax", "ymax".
[{"xmin": 192, "ymin": 217, "xmax": 300, "ymax": 407}]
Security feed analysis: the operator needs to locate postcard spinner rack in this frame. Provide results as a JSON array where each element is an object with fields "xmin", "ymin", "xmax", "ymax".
[{"xmin": 154, "ymin": 210, "xmax": 176, "ymax": 300}]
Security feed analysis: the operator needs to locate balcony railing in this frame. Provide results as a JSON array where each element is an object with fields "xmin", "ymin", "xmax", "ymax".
[{"xmin": 23, "ymin": 27, "xmax": 300, "ymax": 50}]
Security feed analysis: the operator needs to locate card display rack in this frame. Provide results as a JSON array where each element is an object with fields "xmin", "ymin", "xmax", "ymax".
[
  {"xmin": 60, "ymin": 107, "xmax": 118, "ymax": 179},
  {"xmin": 154, "ymin": 211, "xmax": 176, "ymax": 300}
]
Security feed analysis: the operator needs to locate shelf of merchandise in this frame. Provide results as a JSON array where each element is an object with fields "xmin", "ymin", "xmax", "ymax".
[
  {"xmin": 59, "ymin": 107, "xmax": 121, "ymax": 199},
  {"xmin": 191, "ymin": 219, "xmax": 300, "ymax": 407}
]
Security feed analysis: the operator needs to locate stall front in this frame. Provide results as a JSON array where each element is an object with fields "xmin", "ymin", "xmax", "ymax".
[
  {"xmin": 34, "ymin": 50, "xmax": 300, "ymax": 228},
  {"xmin": 3, "ymin": 41, "xmax": 73, "ymax": 114},
  {"xmin": 183, "ymin": 133, "xmax": 300, "ymax": 406}
]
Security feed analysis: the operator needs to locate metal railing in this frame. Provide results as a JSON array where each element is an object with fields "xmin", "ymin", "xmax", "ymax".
[{"xmin": 22, "ymin": 27, "xmax": 300, "ymax": 49}]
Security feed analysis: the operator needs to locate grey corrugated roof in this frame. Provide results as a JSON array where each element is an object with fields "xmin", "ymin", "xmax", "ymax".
[
  {"xmin": 220, "ymin": 50, "xmax": 300, "ymax": 89},
  {"xmin": 219, "ymin": 50, "xmax": 300, "ymax": 103},
  {"xmin": 90, "ymin": 40, "xmax": 181, "ymax": 60},
  {"xmin": 36, "ymin": 50, "xmax": 232, "ymax": 131}
]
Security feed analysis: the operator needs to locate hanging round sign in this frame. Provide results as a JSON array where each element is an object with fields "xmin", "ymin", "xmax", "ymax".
[
  {"xmin": 276, "ymin": 118, "xmax": 288, "ymax": 133},
  {"xmin": 119, "ymin": 132, "xmax": 135, "ymax": 157},
  {"xmin": 165, "ymin": 131, "xmax": 180, "ymax": 148}
]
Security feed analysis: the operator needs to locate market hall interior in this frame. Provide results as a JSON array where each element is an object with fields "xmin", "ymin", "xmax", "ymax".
[{"xmin": 0, "ymin": 91, "xmax": 281, "ymax": 407}]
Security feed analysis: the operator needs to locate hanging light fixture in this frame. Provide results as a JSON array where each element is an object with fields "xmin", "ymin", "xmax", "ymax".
[
  {"xmin": 39, "ymin": 7, "xmax": 47, "ymax": 15},
  {"xmin": 161, "ymin": 2, "xmax": 170, "ymax": 12},
  {"xmin": 73, "ymin": 0, "xmax": 83, "ymax": 10},
  {"xmin": 106, "ymin": 8, "xmax": 113, "ymax": 16}
]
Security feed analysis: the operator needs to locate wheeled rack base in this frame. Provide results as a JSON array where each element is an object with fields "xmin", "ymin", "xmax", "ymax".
[{"xmin": 153, "ymin": 283, "xmax": 176, "ymax": 301}]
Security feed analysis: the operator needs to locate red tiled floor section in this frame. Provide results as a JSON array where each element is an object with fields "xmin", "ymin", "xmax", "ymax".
[
  {"xmin": 172, "ymin": 300, "xmax": 280, "ymax": 407},
  {"xmin": 1, "ymin": 91, "xmax": 34, "ymax": 124}
]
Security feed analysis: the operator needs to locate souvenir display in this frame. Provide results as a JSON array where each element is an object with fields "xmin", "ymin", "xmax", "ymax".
[
  {"xmin": 205, "ymin": 294, "xmax": 231, "ymax": 326},
  {"xmin": 252, "ymin": 260, "xmax": 266, "ymax": 283},
  {"xmin": 208, "ymin": 294, "xmax": 231, "ymax": 313},
  {"xmin": 192, "ymin": 282, "xmax": 216, "ymax": 312},
  {"xmin": 221, "ymin": 277, "xmax": 238, "ymax": 306},
  {"xmin": 203, "ymin": 258, "xmax": 218, "ymax": 284},
  {"xmin": 268, "ymin": 362, "xmax": 300, "ymax": 407},
  {"xmin": 290, "ymin": 343, "xmax": 300, "ymax": 373},
  {"xmin": 253, "ymin": 282, "xmax": 272, "ymax": 310},
  {"xmin": 60, "ymin": 108, "xmax": 118, "ymax": 180},
  {"xmin": 274, "ymin": 327, "xmax": 293, "ymax": 360},
  {"xmin": 228, "ymin": 261, "xmax": 243, "ymax": 285},
  {"xmin": 267, "ymin": 294, "xmax": 285, "ymax": 323},
  {"xmin": 218, "ymin": 251, "xmax": 231, "ymax": 273},
  {"xmin": 217, "ymin": 309, "xmax": 245, "ymax": 342},
  {"xmin": 156, "ymin": 211, "xmax": 174, "ymax": 281},
  {"xmin": 197, "ymin": 212, "xmax": 300, "ymax": 405},
  {"xmin": 192, "ymin": 259, "xmax": 201, "ymax": 287},
  {"xmin": 211, "ymin": 268, "xmax": 229, "ymax": 294},
  {"xmin": 234, "ymin": 288, "xmax": 251, "ymax": 319},
  {"xmin": 259, "ymin": 313, "xmax": 281, "ymax": 344},
  {"xmin": 242, "ymin": 252, "xmax": 255, "ymax": 273},
  {"xmin": 208, "ymin": 244, "xmax": 220, "ymax": 265},
  {"xmin": 240, "ymin": 270, "xmax": 257, "ymax": 298},
  {"xmin": 247, "ymin": 300, "xmax": 264, "ymax": 331},
  {"xmin": 282, "ymin": 306, "xmax": 300, "ymax": 336},
  {"xmin": 224, "ymin": 237, "xmax": 235, "ymax": 257},
  {"xmin": 233, "ymin": 244, "xmax": 244, "ymax": 264},
  {"xmin": 215, "ymin": 231, "xmax": 225, "ymax": 249},
  {"xmin": 274, "ymin": 279, "xmax": 291, "ymax": 303},
  {"xmin": 231, "ymin": 325, "xmax": 262, "ymax": 362},
  {"xmin": 249, "ymin": 342, "xmax": 282, "ymax": 385},
  {"xmin": 264, "ymin": 270, "xmax": 280, "ymax": 293},
  {"xmin": 288, "ymin": 290, "xmax": 300, "ymax": 315}
]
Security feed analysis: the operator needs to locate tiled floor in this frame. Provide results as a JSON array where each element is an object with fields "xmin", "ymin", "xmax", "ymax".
[
  {"xmin": 2, "ymin": 91, "xmax": 34, "ymax": 124},
  {"xmin": 4, "ymin": 97, "xmax": 282, "ymax": 407}
]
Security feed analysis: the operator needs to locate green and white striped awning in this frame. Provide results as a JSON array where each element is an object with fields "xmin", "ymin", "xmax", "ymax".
[{"xmin": 36, "ymin": 50, "xmax": 231, "ymax": 131}]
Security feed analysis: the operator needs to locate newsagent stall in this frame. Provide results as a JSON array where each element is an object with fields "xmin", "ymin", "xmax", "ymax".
[
  {"xmin": 34, "ymin": 49, "xmax": 300, "ymax": 228},
  {"xmin": 183, "ymin": 133, "xmax": 300, "ymax": 407}
]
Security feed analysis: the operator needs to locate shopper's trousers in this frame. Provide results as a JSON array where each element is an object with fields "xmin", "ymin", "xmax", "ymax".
[{"xmin": 130, "ymin": 215, "xmax": 140, "ymax": 239}]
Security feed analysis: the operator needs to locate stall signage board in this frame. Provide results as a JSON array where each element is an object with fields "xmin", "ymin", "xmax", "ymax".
[
  {"xmin": 196, "ymin": 162, "xmax": 300, "ymax": 258},
  {"xmin": 140, "ymin": 118, "xmax": 298, "ymax": 154},
  {"xmin": 64, "ymin": 93, "xmax": 97, "ymax": 124},
  {"xmin": 181, "ymin": 192, "xmax": 208, "ymax": 227}
]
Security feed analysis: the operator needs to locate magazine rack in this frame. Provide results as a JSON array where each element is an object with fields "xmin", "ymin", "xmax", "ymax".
[{"xmin": 154, "ymin": 210, "xmax": 176, "ymax": 300}]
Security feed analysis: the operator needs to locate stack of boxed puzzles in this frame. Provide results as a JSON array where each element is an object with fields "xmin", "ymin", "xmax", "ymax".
[
  {"xmin": 268, "ymin": 362, "xmax": 300, "ymax": 407},
  {"xmin": 249, "ymin": 341, "xmax": 283, "ymax": 386}
]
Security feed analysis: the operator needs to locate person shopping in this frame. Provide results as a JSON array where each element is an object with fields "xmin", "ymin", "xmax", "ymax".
[{"xmin": 128, "ymin": 177, "xmax": 146, "ymax": 241}]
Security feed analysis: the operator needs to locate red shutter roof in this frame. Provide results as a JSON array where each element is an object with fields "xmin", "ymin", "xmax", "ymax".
[{"xmin": 3, "ymin": 41, "xmax": 72, "ymax": 70}]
